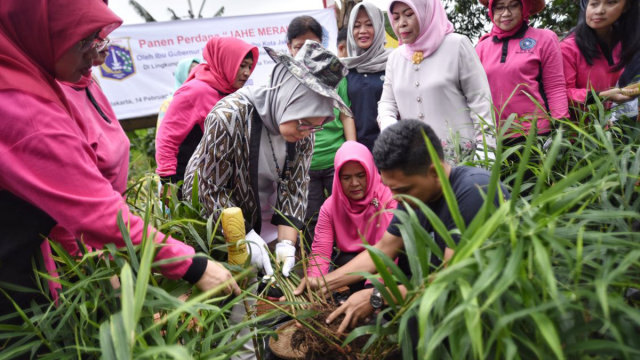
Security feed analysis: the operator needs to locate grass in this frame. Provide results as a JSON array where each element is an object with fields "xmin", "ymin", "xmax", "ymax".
[{"xmin": 1, "ymin": 104, "xmax": 638, "ymax": 359}]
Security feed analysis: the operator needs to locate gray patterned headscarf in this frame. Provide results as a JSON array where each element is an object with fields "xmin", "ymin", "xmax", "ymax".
[
  {"xmin": 341, "ymin": 2, "xmax": 390, "ymax": 73},
  {"xmin": 239, "ymin": 63, "xmax": 334, "ymax": 135}
]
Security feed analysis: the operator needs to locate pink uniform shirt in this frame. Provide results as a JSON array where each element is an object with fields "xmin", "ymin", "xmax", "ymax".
[
  {"xmin": 560, "ymin": 35, "xmax": 623, "ymax": 106},
  {"xmin": 476, "ymin": 26, "xmax": 569, "ymax": 136}
]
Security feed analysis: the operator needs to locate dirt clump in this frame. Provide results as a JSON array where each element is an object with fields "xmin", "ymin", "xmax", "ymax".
[{"xmin": 289, "ymin": 304, "xmax": 371, "ymax": 360}]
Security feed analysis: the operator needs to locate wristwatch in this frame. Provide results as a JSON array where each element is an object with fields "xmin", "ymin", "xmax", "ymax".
[{"xmin": 369, "ymin": 287, "xmax": 383, "ymax": 310}]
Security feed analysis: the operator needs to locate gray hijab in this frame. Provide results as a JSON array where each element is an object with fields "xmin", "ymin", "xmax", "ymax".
[
  {"xmin": 239, "ymin": 64, "xmax": 334, "ymax": 135},
  {"xmin": 341, "ymin": 2, "xmax": 390, "ymax": 73}
]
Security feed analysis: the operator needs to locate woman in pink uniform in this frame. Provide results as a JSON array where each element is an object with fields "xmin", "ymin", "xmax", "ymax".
[
  {"xmin": 155, "ymin": 37, "xmax": 258, "ymax": 184},
  {"xmin": 476, "ymin": 0, "xmax": 569, "ymax": 141},
  {"xmin": 49, "ymin": 40, "xmax": 130, "ymax": 255},
  {"xmin": 560, "ymin": 0, "xmax": 639, "ymax": 117},
  {"xmin": 0, "ymin": 0, "xmax": 240, "ymax": 321}
]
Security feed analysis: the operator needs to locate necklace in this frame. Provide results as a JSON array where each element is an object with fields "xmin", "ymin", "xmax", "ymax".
[{"xmin": 265, "ymin": 131, "xmax": 284, "ymax": 183}]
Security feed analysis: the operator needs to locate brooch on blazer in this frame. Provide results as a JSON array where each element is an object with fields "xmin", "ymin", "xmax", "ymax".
[{"xmin": 412, "ymin": 51, "xmax": 424, "ymax": 64}]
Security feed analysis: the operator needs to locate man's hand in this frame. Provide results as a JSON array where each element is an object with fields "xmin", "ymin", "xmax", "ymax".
[
  {"xmin": 195, "ymin": 260, "xmax": 241, "ymax": 296},
  {"xmin": 246, "ymin": 230, "xmax": 274, "ymax": 275},
  {"xmin": 326, "ymin": 288, "xmax": 375, "ymax": 334}
]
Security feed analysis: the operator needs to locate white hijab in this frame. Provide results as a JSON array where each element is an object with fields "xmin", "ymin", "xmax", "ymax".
[
  {"xmin": 341, "ymin": 2, "xmax": 390, "ymax": 73},
  {"xmin": 239, "ymin": 64, "xmax": 334, "ymax": 135}
]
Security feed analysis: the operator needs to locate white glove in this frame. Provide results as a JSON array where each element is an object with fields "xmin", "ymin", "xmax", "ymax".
[
  {"xmin": 245, "ymin": 230, "xmax": 274, "ymax": 276},
  {"xmin": 275, "ymin": 240, "xmax": 296, "ymax": 277}
]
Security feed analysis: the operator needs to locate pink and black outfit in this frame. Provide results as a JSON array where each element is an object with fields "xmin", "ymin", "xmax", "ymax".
[
  {"xmin": 48, "ymin": 73, "xmax": 130, "ymax": 254},
  {"xmin": 0, "ymin": 0, "xmax": 204, "ymax": 316},
  {"xmin": 38, "ymin": 72, "xmax": 133, "ymax": 300},
  {"xmin": 155, "ymin": 38, "xmax": 258, "ymax": 183},
  {"xmin": 560, "ymin": 34, "xmax": 623, "ymax": 112},
  {"xmin": 308, "ymin": 142, "xmax": 396, "ymax": 290},
  {"xmin": 476, "ymin": 0, "xmax": 569, "ymax": 137}
]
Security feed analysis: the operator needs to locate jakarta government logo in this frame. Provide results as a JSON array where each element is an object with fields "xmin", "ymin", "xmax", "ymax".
[
  {"xmin": 519, "ymin": 38, "xmax": 537, "ymax": 51},
  {"xmin": 100, "ymin": 38, "xmax": 135, "ymax": 80}
]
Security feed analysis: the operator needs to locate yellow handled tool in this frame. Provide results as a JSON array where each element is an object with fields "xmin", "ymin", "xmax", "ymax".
[{"xmin": 221, "ymin": 207, "xmax": 248, "ymax": 266}]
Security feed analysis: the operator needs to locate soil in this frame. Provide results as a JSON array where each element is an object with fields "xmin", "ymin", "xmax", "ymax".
[{"xmin": 288, "ymin": 303, "xmax": 384, "ymax": 360}]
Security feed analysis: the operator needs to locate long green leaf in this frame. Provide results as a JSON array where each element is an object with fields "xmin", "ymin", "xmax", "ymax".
[
  {"xmin": 119, "ymin": 263, "xmax": 135, "ymax": 349},
  {"xmin": 530, "ymin": 312, "xmax": 565, "ymax": 360}
]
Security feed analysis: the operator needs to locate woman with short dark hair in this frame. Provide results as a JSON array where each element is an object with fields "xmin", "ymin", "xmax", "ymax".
[{"xmin": 286, "ymin": 15, "xmax": 324, "ymax": 55}]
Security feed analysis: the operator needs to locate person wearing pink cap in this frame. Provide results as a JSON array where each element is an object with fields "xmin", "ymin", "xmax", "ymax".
[
  {"xmin": 155, "ymin": 37, "xmax": 259, "ymax": 185},
  {"xmin": 476, "ymin": 0, "xmax": 569, "ymax": 141},
  {"xmin": 378, "ymin": 0, "xmax": 494, "ymax": 162},
  {"xmin": 560, "ymin": 0, "xmax": 640, "ymax": 118},
  {"xmin": 0, "ymin": 0, "xmax": 240, "ymax": 322},
  {"xmin": 307, "ymin": 141, "xmax": 396, "ymax": 293}
]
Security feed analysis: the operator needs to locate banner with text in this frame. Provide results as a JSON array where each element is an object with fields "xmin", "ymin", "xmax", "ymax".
[{"xmin": 96, "ymin": 8, "xmax": 337, "ymax": 120}]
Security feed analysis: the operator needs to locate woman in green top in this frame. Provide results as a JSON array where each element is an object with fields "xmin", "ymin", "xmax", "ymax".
[{"xmin": 285, "ymin": 20, "xmax": 356, "ymax": 245}]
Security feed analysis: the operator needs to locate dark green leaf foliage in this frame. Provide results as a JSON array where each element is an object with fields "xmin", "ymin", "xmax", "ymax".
[
  {"xmin": 2, "ymin": 101, "xmax": 639, "ymax": 359},
  {"xmin": 0, "ymin": 176, "xmax": 275, "ymax": 359},
  {"xmin": 350, "ymin": 106, "xmax": 640, "ymax": 359}
]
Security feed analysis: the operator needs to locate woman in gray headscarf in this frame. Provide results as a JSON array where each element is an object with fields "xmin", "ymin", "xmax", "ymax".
[
  {"xmin": 183, "ymin": 40, "xmax": 350, "ymax": 278},
  {"xmin": 341, "ymin": 2, "xmax": 391, "ymax": 151}
]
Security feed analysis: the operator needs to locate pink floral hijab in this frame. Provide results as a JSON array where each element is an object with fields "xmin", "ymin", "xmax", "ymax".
[
  {"xmin": 325, "ymin": 141, "xmax": 396, "ymax": 246},
  {"xmin": 389, "ymin": 0, "xmax": 454, "ymax": 60}
]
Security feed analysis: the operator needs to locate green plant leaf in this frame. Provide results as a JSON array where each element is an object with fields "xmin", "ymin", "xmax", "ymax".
[{"xmin": 530, "ymin": 312, "xmax": 565, "ymax": 360}]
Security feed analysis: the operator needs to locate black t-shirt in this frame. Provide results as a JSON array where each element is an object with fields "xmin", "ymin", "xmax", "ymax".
[
  {"xmin": 346, "ymin": 69, "xmax": 384, "ymax": 152},
  {"xmin": 387, "ymin": 166, "xmax": 510, "ymax": 273}
]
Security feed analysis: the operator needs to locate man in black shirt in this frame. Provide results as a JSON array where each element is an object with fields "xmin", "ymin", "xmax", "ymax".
[{"xmin": 294, "ymin": 120, "xmax": 509, "ymax": 334}]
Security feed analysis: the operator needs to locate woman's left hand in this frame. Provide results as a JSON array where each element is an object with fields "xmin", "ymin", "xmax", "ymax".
[{"xmin": 600, "ymin": 88, "xmax": 635, "ymax": 103}]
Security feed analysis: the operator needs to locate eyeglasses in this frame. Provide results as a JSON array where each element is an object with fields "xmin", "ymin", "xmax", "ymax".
[
  {"xmin": 296, "ymin": 119, "xmax": 324, "ymax": 133},
  {"xmin": 78, "ymin": 33, "xmax": 109, "ymax": 52},
  {"xmin": 96, "ymin": 38, "xmax": 110, "ymax": 52},
  {"xmin": 493, "ymin": 2, "xmax": 521, "ymax": 14}
]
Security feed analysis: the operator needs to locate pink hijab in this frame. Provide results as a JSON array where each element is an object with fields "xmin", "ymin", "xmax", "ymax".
[
  {"xmin": 482, "ymin": 0, "xmax": 530, "ymax": 41},
  {"xmin": 61, "ymin": 72, "xmax": 94, "ymax": 89},
  {"xmin": 389, "ymin": 0, "xmax": 454, "ymax": 60},
  {"xmin": 186, "ymin": 37, "xmax": 259, "ymax": 95},
  {"xmin": 325, "ymin": 141, "xmax": 396, "ymax": 246},
  {"xmin": 0, "ymin": 0, "xmax": 121, "ymax": 114}
]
